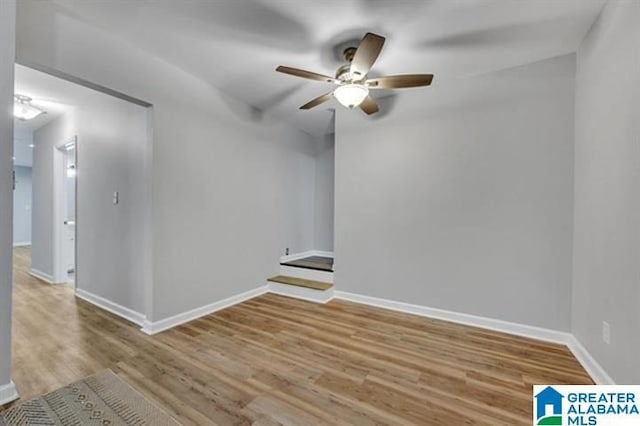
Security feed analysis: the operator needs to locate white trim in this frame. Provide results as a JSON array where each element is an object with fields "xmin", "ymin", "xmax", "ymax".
[
  {"xmin": 279, "ymin": 250, "xmax": 334, "ymax": 263},
  {"xmin": 335, "ymin": 291, "xmax": 570, "ymax": 344},
  {"xmin": 52, "ymin": 142, "xmax": 65, "ymax": 284},
  {"xmin": 53, "ymin": 137, "xmax": 77, "ymax": 285},
  {"xmin": 29, "ymin": 268, "xmax": 62, "ymax": 284},
  {"xmin": 279, "ymin": 265, "xmax": 333, "ymax": 282},
  {"xmin": 334, "ymin": 291, "xmax": 614, "ymax": 384},
  {"xmin": 75, "ymin": 288, "xmax": 146, "ymax": 327},
  {"xmin": 12, "ymin": 241, "xmax": 31, "ymax": 247},
  {"xmin": 279, "ymin": 250, "xmax": 315, "ymax": 263},
  {"xmin": 0, "ymin": 380, "xmax": 19, "ymax": 405},
  {"xmin": 566, "ymin": 336, "xmax": 615, "ymax": 385},
  {"xmin": 141, "ymin": 106, "xmax": 154, "ymax": 327},
  {"xmin": 68, "ymin": 281, "xmax": 616, "ymax": 385},
  {"xmin": 268, "ymin": 282, "xmax": 334, "ymax": 304},
  {"xmin": 141, "ymin": 285, "xmax": 269, "ymax": 335}
]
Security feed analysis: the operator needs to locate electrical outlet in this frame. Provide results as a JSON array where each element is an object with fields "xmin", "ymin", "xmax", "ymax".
[
  {"xmin": 285, "ymin": 248, "xmax": 290, "ymax": 256},
  {"xmin": 602, "ymin": 321, "xmax": 611, "ymax": 345}
]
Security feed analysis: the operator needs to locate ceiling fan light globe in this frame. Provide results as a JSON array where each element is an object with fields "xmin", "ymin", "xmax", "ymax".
[{"xmin": 334, "ymin": 84, "xmax": 368, "ymax": 109}]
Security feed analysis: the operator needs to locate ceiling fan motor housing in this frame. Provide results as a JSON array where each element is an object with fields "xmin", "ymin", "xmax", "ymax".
[
  {"xmin": 335, "ymin": 64, "xmax": 353, "ymax": 81},
  {"xmin": 335, "ymin": 47, "xmax": 359, "ymax": 81},
  {"xmin": 343, "ymin": 47, "xmax": 357, "ymax": 62}
]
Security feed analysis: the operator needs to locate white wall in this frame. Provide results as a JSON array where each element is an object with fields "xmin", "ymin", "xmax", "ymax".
[
  {"xmin": 572, "ymin": 0, "xmax": 640, "ymax": 384},
  {"xmin": 16, "ymin": 0, "xmax": 317, "ymax": 321},
  {"xmin": 0, "ymin": 0, "xmax": 15, "ymax": 397},
  {"xmin": 314, "ymin": 133, "xmax": 335, "ymax": 252},
  {"xmin": 12, "ymin": 166, "xmax": 31, "ymax": 245},
  {"xmin": 335, "ymin": 54, "xmax": 576, "ymax": 331}
]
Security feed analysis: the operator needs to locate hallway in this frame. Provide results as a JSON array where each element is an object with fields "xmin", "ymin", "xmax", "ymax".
[{"xmin": 11, "ymin": 246, "xmax": 118, "ymax": 399}]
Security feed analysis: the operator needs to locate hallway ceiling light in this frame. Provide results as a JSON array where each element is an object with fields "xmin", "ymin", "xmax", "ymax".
[{"xmin": 14, "ymin": 94, "xmax": 46, "ymax": 121}]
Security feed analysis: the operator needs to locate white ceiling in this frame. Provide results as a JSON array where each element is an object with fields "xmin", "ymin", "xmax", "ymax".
[
  {"xmin": 13, "ymin": 64, "xmax": 96, "ymax": 166},
  {"xmin": 47, "ymin": 0, "xmax": 605, "ymax": 137},
  {"xmin": 14, "ymin": 64, "xmax": 93, "ymax": 132}
]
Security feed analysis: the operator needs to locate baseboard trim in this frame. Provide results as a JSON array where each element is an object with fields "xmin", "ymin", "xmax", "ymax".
[
  {"xmin": 312, "ymin": 250, "xmax": 334, "ymax": 258},
  {"xmin": 0, "ymin": 381, "xmax": 19, "ymax": 406},
  {"xmin": 67, "ymin": 281, "xmax": 617, "ymax": 385},
  {"xmin": 13, "ymin": 241, "xmax": 31, "ymax": 247},
  {"xmin": 334, "ymin": 290, "xmax": 613, "ymax": 384},
  {"xmin": 29, "ymin": 268, "xmax": 62, "ymax": 285},
  {"xmin": 75, "ymin": 288, "xmax": 146, "ymax": 327},
  {"xmin": 279, "ymin": 250, "xmax": 334, "ymax": 263},
  {"xmin": 142, "ymin": 285, "xmax": 269, "ymax": 335},
  {"xmin": 335, "ymin": 291, "xmax": 570, "ymax": 344},
  {"xmin": 566, "ymin": 336, "xmax": 615, "ymax": 385}
]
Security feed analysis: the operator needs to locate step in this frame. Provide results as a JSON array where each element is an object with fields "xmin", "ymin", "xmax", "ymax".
[
  {"xmin": 280, "ymin": 256, "xmax": 333, "ymax": 272},
  {"xmin": 267, "ymin": 275, "xmax": 333, "ymax": 291},
  {"xmin": 279, "ymin": 265, "xmax": 333, "ymax": 282}
]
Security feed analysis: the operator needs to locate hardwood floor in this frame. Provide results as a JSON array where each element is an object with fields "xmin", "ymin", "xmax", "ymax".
[
  {"xmin": 267, "ymin": 275, "xmax": 333, "ymax": 290},
  {"xmin": 7, "ymin": 246, "xmax": 592, "ymax": 425}
]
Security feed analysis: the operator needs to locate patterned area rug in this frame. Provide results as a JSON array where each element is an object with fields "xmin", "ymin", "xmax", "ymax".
[{"xmin": 0, "ymin": 370, "xmax": 179, "ymax": 425}]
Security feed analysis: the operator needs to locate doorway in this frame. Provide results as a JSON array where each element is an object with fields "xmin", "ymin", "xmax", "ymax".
[{"xmin": 54, "ymin": 138, "xmax": 76, "ymax": 286}]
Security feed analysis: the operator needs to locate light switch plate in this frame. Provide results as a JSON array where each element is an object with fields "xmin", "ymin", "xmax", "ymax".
[{"xmin": 602, "ymin": 321, "xmax": 611, "ymax": 345}]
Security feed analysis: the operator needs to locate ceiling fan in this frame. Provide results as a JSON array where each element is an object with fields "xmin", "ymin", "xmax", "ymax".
[{"xmin": 276, "ymin": 32, "xmax": 434, "ymax": 115}]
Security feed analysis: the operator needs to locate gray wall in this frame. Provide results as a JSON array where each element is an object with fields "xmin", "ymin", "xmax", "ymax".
[
  {"xmin": 0, "ymin": 0, "xmax": 15, "ymax": 393},
  {"xmin": 314, "ymin": 133, "xmax": 335, "ymax": 252},
  {"xmin": 149, "ymin": 94, "xmax": 316, "ymax": 320},
  {"xmin": 13, "ymin": 129, "xmax": 33, "ymax": 167},
  {"xmin": 32, "ymin": 91, "xmax": 148, "ymax": 314},
  {"xmin": 12, "ymin": 166, "xmax": 31, "ymax": 245},
  {"xmin": 10, "ymin": 0, "xmax": 639, "ymax": 387},
  {"xmin": 335, "ymin": 54, "xmax": 576, "ymax": 331},
  {"xmin": 572, "ymin": 0, "xmax": 640, "ymax": 384},
  {"xmin": 17, "ymin": 0, "xmax": 317, "ymax": 321},
  {"xmin": 75, "ymin": 93, "xmax": 148, "ymax": 314}
]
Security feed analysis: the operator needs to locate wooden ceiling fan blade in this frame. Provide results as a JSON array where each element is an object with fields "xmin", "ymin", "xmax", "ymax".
[
  {"xmin": 366, "ymin": 74, "xmax": 434, "ymax": 89},
  {"xmin": 276, "ymin": 66, "xmax": 336, "ymax": 84},
  {"xmin": 300, "ymin": 91, "xmax": 334, "ymax": 110},
  {"xmin": 359, "ymin": 95, "xmax": 379, "ymax": 115},
  {"xmin": 350, "ymin": 33, "xmax": 386, "ymax": 79}
]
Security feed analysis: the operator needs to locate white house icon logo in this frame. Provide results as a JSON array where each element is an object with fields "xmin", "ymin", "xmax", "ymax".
[{"xmin": 535, "ymin": 386, "xmax": 564, "ymax": 425}]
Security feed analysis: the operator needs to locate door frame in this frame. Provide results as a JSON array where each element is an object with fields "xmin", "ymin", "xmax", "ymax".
[{"xmin": 53, "ymin": 136, "xmax": 77, "ymax": 287}]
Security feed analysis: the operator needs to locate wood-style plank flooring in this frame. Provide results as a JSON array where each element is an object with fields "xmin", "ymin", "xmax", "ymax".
[{"xmin": 7, "ymin": 247, "xmax": 592, "ymax": 425}]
